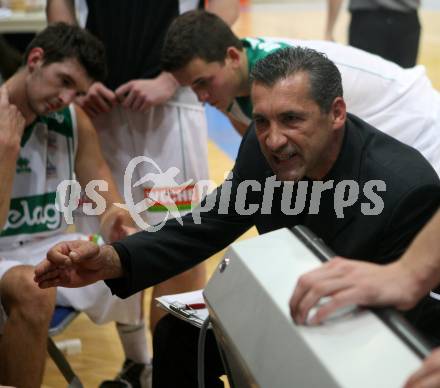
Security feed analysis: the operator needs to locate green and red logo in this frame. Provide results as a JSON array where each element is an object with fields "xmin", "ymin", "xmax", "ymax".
[{"xmin": 144, "ymin": 184, "xmax": 199, "ymax": 212}]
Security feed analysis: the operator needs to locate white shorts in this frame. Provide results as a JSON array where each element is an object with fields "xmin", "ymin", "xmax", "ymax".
[
  {"xmin": 0, "ymin": 233, "xmax": 142, "ymax": 331},
  {"xmin": 75, "ymin": 86, "xmax": 209, "ymax": 232}
]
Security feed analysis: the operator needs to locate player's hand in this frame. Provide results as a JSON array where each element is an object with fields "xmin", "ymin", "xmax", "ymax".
[
  {"xmin": 103, "ymin": 210, "xmax": 139, "ymax": 242},
  {"xmin": 34, "ymin": 240, "xmax": 123, "ymax": 288},
  {"xmin": 115, "ymin": 72, "xmax": 179, "ymax": 112},
  {"xmin": 0, "ymin": 86, "xmax": 25, "ymax": 148},
  {"xmin": 99, "ymin": 205, "xmax": 139, "ymax": 242},
  {"xmin": 405, "ymin": 348, "xmax": 440, "ymax": 388},
  {"xmin": 77, "ymin": 82, "xmax": 117, "ymax": 117},
  {"xmin": 110, "ymin": 218, "xmax": 139, "ymax": 241},
  {"xmin": 289, "ymin": 257, "xmax": 420, "ymax": 325}
]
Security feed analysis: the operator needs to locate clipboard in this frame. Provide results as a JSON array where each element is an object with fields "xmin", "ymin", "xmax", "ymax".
[{"xmin": 155, "ymin": 289, "xmax": 209, "ymax": 328}]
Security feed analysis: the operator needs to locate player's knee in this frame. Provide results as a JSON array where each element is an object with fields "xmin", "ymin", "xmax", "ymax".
[{"xmin": 1, "ymin": 265, "xmax": 56, "ymax": 324}]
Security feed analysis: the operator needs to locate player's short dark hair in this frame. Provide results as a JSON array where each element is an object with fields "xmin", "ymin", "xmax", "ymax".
[
  {"xmin": 24, "ymin": 22, "xmax": 107, "ymax": 82},
  {"xmin": 161, "ymin": 10, "xmax": 243, "ymax": 72}
]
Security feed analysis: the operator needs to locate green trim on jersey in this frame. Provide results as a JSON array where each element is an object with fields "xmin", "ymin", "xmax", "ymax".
[
  {"xmin": 20, "ymin": 123, "xmax": 36, "ymax": 147},
  {"xmin": 20, "ymin": 108, "xmax": 73, "ymax": 147},
  {"xmin": 234, "ymin": 96, "xmax": 253, "ymax": 122},
  {"xmin": 233, "ymin": 38, "xmax": 291, "ymax": 119},
  {"xmin": 40, "ymin": 108, "xmax": 74, "ymax": 138}
]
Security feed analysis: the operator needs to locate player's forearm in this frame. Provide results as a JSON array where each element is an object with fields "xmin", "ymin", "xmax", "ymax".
[
  {"xmin": 89, "ymin": 160, "xmax": 135, "ymax": 235},
  {"xmin": 77, "ymin": 163, "xmax": 126, "ymax": 233},
  {"xmin": 98, "ymin": 203, "xmax": 134, "ymax": 236},
  {"xmin": 95, "ymin": 167, "xmax": 125, "ymax": 226},
  {"xmin": 157, "ymin": 71, "xmax": 180, "ymax": 93},
  {"xmin": 99, "ymin": 203, "xmax": 118, "ymax": 225},
  {"xmin": 399, "ymin": 209, "xmax": 440, "ymax": 301},
  {"xmin": 325, "ymin": 0, "xmax": 343, "ymax": 39},
  {"xmin": 46, "ymin": 0, "xmax": 77, "ymax": 25},
  {"xmin": 0, "ymin": 142, "xmax": 20, "ymax": 229},
  {"xmin": 206, "ymin": 0, "xmax": 240, "ymax": 26}
]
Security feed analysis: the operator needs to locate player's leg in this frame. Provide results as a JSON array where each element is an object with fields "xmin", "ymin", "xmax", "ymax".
[{"xmin": 0, "ymin": 262, "xmax": 56, "ymax": 388}]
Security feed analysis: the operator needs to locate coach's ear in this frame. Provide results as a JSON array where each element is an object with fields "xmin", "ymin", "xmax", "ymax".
[{"xmin": 330, "ymin": 96, "xmax": 346, "ymax": 130}]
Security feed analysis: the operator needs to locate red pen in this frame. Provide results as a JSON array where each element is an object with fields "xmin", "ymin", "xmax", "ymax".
[{"xmin": 186, "ymin": 303, "xmax": 206, "ymax": 310}]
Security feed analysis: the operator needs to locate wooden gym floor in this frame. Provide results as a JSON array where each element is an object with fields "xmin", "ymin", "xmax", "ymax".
[{"xmin": 42, "ymin": 2, "xmax": 440, "ymax": 387}]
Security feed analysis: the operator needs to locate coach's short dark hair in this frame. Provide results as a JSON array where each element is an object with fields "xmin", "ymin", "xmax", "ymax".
[
  {"xmin": 161, "ymin": 10, "xmax": 243, "ymax": 72},
  {"xmin": 250, "ymin": 46, "xmax": 343, "ymax": 113},
  {"xmin": 24, "ymin": 23, "xmax": 107, "ymax": 82}
]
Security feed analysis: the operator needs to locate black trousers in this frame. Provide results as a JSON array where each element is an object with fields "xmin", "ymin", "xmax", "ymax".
[
  {"xmin": 152, "ymin": 305, "xmax": 440, "ymax": 388},
  {"xmin": 152, "ymin": 314, "xmax": 225, "ymax": 388},
  {"xmin": 349, "ymin": 9, "xmax": 421, "ymax": 68}
]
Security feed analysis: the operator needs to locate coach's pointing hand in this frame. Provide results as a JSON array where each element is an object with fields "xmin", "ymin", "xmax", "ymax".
[{"xmin": 34, "ymin": 240, "xmax": 123, "ymax": 289}]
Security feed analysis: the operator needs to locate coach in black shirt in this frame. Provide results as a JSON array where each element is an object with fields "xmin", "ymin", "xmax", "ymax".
[{"xmin": 36, "ymin": 47, "xmax": 440, "ymax": 386}]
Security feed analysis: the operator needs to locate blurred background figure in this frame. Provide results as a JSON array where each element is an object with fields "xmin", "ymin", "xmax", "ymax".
[{"xmin": 326, "ymin": 0, "xmax": 421, "ymax": 67}]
